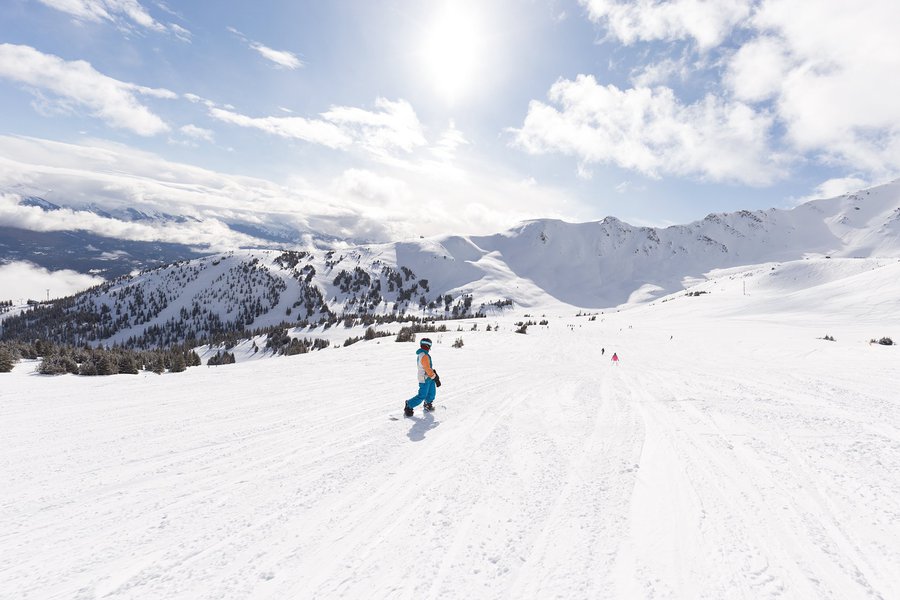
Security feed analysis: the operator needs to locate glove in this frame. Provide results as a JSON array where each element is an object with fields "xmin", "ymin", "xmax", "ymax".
[{"xmin": 433, "ymin": 371, "xmax": 441, "ymax": 387}]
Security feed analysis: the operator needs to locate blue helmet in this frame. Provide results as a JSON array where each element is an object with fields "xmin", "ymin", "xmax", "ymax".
[{"xmin": 419, "ymin": 337, "xmax": 433, "ymax": 348}]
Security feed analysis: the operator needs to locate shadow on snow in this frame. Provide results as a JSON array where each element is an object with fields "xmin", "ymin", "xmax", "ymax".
[{"xmin": 407, "ymin": 412, "xmax": 439, "ymax": 442}]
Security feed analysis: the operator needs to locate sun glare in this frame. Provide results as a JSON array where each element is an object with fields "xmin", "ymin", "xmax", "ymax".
[{"xmin": 420, "ymin": 3, "xmax": 485, "ymax": 104}]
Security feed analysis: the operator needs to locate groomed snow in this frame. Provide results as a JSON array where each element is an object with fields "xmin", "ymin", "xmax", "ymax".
[{"xmin": 2, "ymin": 259, "xmax": 899, "ymax": 599}]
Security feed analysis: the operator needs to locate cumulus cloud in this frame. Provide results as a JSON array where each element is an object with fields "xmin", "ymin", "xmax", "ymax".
[
  {"xmin": 513, "ymin": 74, "xmax": 783, "ymax": 185},
  {"xmin": 725, "ymin": 36, "xmax": 789, "ymax": 103},
  {"xmin": 0, "ymin": 261, "xmax": 105, "ymax": 302},
  {"xmin": 0, "ymin": 44, "xmax": 171, "ymax": 136},
  {"xmin": 36, "ymin": 0, "xmax": 189, "ymax": 38},
  {"xmin": 528, "ymin": 0, "xmax": 900, "ymax": 185},
  {"xmin": 732, "ymin": 0, "xmax": 900, "ymax": 176},
  {"xmin": 227, "ymin": 27, "xmax": 303, "ymax": 69},
  {"xmin": 580, "ymin": 0, "xmax": 753, "ymax": 49}
]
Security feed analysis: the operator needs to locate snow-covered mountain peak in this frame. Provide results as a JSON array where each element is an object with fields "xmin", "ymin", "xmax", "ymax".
[{"xmin": 4, "ymin": 181, "xmax": 899, "ymax": 349}]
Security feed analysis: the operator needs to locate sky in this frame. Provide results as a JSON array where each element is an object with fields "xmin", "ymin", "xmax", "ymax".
[{"xmin": 1, "ymin": 0, "xmax": 899, "ymax": 245}]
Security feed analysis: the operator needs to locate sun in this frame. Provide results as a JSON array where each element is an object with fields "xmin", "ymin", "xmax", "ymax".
[{"xmin": 420, "ymin": 3, "xmax": 485, "ymax": 105}]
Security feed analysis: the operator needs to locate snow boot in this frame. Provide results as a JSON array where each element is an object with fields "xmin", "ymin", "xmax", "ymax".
[
  {"xmin": 404, "ymin": 404, "xmax": 414, "ymax": 417},
  {"xmin": 424, "ymin": 402, "xmax": 435, "ymax": 412}
]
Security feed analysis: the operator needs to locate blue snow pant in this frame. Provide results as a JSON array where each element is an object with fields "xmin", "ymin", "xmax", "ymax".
[{"xmin": 406, "ymin": 379, "xmax": 436, "ymax": 409}]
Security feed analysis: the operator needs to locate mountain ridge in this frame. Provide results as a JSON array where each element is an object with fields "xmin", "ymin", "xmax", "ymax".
[{"xmin": 2, "ymin": 180, "xmax": 899, "ymax": 348}]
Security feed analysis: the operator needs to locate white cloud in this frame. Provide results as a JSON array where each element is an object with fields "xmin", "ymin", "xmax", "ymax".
[
  {"xmin": 169, "ymin": 23, "xmax": 191, "ymax": 42},
  {"xmin": 210, "ymin": 98, "xmax": 428, "ymax": 160},
  {"xmin": 331, "ymin": 170, "xmax": 413, "ymax": 237},
  {"xmin": 724, "ymin": 36, "xmax": 789, "ymax": 103},
  {"xmin": 576, "ymin": 163, "xmax": 594, "ymax": 180},
  {"xmin": 580, "ymin": 0, "xmax": 753, "ymax": 49},
  {"xmin": 209, "ymin": 107, "xmax": 352, "ymax": 149},
  {"xmin": 334, "ymin": 169, "xmax": 410, "ymax": 203},
  {"xmin": 227, "ymin": 27, "xmax": 303, "ymax": 70},
  {"xmin": 322, "ymin": 98, "xmax": 427, "ymax": 157},
  {"xmin": 802, "ymin": 177, "xmax": 870, "ymax": 203},
  {"xmin": 430, "ymin": 121, "xmax": 468, "ymax": 162},
  {"xmin": 0, "ymin": 191, "xmax": 254, "ymax": 249},
  {"xmin": 0, "ymin": 261, "xmax": 105, "ymax": 302},
  {"xmin": 615, "ymin": 180, "xmax": 647, "ymax": 194},
  {"xmin": 0, "ymin": 134, "xmax": 580, "ymax": 244},
  {"xmin": 36, "ymin": 0, "xmax": 189, "ymax": 38},
  {"xmin": 733, "ymin": 0, "xmax": 900, "ymax": 176},
  {"xmin": 629, "ymin": 55, "xmax": 691, "ymax": 87},
  {"xmin": 513, "ymin": 74, "xmax": 784, "ymax": 185},
  {"xmin": 249, "ymin": 43, "xmax": 303, "ymax": 70},
  {"xmin": 0, "ymin": 44, "xmax": 171, "ymax": 136},
  {"xmin": 523, "ymin": 0, "xmax": 900, "ymax": 185},
  {"xmin": 0, "ymin": 135, "xmax": 405, "ymax": 244},
  {"xmin": 179, "ymin": 124, "xmax": 214, "ymax": 142},
  {"xmin": 37, "ymin": 0, "xmax": 162, "ymax": 30}
]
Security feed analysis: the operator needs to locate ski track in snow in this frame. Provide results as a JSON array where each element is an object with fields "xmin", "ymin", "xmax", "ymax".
[{"xmin": 2, "ymin": 310, "xmax": 899, "ymax": 599}]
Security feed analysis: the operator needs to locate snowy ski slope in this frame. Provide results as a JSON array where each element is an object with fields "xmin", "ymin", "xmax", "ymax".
[{"xmin": 2, "ymin": 258, "xmax": 899, "ymax": 599}]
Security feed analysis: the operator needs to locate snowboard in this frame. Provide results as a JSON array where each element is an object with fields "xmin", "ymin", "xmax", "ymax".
[{"xmin": 390, "ymin": 404, "xmax": 442, "ymax": 420}]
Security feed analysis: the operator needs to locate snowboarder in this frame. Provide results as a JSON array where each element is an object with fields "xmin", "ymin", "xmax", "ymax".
[
  {"xmin": 611, "ymin": 352, "xmax": 619, "ymax": 365},
  {"xmin": 601, "ymin": 348, "xmax": 605, "ymax": 356},
  {"xmin": 404, "ymin": 337, "xmax": 438, "ymax": 416}
]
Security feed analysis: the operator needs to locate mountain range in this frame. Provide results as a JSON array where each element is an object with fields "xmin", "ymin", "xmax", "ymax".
[{"xmin": 2, "ymin": 179, "xmax": 899, "ymax": 348}]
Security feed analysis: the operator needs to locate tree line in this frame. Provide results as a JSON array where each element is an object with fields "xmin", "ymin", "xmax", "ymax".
[{"xmin": 0, "ymin": 339, "xmax": 201, "ymax": 375}]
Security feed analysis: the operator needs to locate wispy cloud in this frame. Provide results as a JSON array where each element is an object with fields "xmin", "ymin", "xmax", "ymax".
[
  {"xmin": 227, "ymin": 27, "xmax": 303, "ymax": 70},
  {"xmin": 208, "ymin": 97, "xmax": 427, "ymax": 159},
  {"xmin": 178, "ymin": 124, "xmax": 214, "ymax": 142},
  {"xmin": 430, "ymin": 121, "xmax": 468, "ymax": 162},
  {"xmin": 0, "ymin": 44, "xmax": 172, "ymax": 136},
  {"xmin": 322, "ymin": 98, "xmax": 427, "ymax": 157},
  {"xmin": 208, "ymin": 108, "xmax": 351, "ymax": 149},
  {"xmin": 36, "ymin": 0, "xmax": 190, "ymax": 39}
]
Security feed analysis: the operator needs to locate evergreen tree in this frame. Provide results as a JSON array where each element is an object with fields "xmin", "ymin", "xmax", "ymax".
[
  {"xmin": 0, "ymin": 345, "xmax": 16, "ymax": 373},
  {"xmin": 118, "ymin": 353, "xmax": 139, "ymax": 374},
  {"xmin": 78, "ymin": 360, "xmax": 99, "ymax": 376},
  {"xmin": 150, "ymin": 354, "xmax": 166, "ymax": 374},
  {"xmin": 95, "ymin": 351, "xmax": 119, "ymax": 375},
  {"xmin": 169, "ymin": 352, "xmax": 187, "ymax": 373},
  {"xmin": 38, "ymin": 355, "xmax": 70, "ymax": 375}
]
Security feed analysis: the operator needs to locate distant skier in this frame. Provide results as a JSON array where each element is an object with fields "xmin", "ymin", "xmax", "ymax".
[
  {"xmin": 601, "ymin": 348, "xmax": 605, "ymax": 356},
  {"xmin": 611, "ymin": 352, "xmax": 619, "ymax": 365},
  {"xmin": 404, "ymin": 337, "xmax": 439, "ymax": 416}
]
